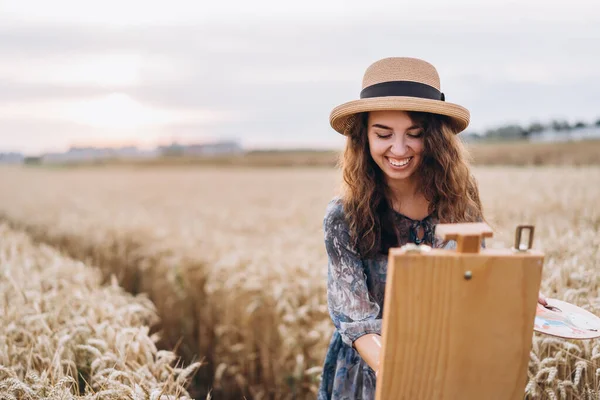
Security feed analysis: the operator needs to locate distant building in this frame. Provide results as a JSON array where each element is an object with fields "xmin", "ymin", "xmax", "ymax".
[
  {"xmin": 183, "ymin": 140, "xmax": 243, "ymax": 156},
  {"xmin": 158, "ymin": 142, "xmax": 186, "ymax": 157},
  {"xmin": 36, "ymin": 140, "xmax": 244, "ymax": 164},
  {"xmin": 41, "ymin": 146, "xmax": 159, "ymax": 164},
  {"xmin": 0, "ymin": 152, "xmax": 24, "ymax": 164},
  {"xmin": 159, "ymin": 140, "xmax": 244, "ymax": 157}
]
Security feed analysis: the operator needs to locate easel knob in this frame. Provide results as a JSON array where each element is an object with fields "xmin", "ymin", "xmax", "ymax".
[{"xmin": 435, "ymin": 222, "xmax": 494, "ymax": 253}]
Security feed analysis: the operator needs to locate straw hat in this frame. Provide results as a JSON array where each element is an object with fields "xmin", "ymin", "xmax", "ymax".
[{"xmin": 330, "ymin": 57, "xmax": 470, "ymax": 135}]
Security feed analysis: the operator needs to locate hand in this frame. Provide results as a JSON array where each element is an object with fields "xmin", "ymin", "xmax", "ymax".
[
  {"xmin": 538, "ymin": 291, "xmax": 548, "ymax": 306},
  {"xmin": 353, "ymin": 334, "xmax": 382, "ymax": 374}
]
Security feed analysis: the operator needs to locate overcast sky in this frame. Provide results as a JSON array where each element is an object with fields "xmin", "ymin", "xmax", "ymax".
[{"xmin": 1, "ymin": 0, "xmax": 599, "ymax": 154}]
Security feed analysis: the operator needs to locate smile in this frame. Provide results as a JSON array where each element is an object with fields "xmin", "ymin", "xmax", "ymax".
[{"xmin": 386, "ymin": 156, "xmax": 413, "ymax": 169}]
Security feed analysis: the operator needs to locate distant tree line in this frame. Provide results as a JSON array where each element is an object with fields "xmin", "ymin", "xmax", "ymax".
[{"xmin": 466, "ymin": 117, "xmax": 600, "ymax": 141}]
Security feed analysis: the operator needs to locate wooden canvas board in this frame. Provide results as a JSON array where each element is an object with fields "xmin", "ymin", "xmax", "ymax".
[{"xmin": 375, "ymin": 248, "xmax": 544, "ymax": 400}]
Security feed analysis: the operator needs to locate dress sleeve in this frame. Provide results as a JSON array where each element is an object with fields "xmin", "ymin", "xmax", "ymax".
[{"xmin": 323, "ymin": 199, "xmax": 381, "ymax": 347}]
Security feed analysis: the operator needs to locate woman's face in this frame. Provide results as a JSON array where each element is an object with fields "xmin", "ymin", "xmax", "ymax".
[{"xmin": 367, "ymin": 110, "xmax": 425, "ymax": 182}]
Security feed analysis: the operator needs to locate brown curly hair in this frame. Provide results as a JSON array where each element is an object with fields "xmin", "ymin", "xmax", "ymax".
[{"xmin": 338, "ymin": 111, "xmax": 486, "ymax": 258}]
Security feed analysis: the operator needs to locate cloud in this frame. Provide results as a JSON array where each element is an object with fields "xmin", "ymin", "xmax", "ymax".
[
  {"xmin": 0, "ymin": 117, "xmax": 100, "ymax": 153},
  {"xmin": 0, "ymin": 80, "xmax": 116, "ymax": 102},
  {"xmin": 1, "ymin": 3, "xmax": 599, "ymax": 152}
]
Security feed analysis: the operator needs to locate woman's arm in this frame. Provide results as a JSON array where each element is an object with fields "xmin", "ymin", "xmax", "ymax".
[{"xmin": 323, "ymin": 200, "xmax": 382, "ymax": 367}]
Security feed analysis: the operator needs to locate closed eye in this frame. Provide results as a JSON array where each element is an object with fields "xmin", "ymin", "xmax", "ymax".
[{"xmin": 376, "ymin": 133, "xmax": 392, "ymax": 139}]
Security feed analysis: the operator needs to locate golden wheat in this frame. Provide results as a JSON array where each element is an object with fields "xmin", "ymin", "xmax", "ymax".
[
  {"xmin": 0, "ymin": 223, "xmax": 201, "ymax": 399},
  {"xmin": 0, "ymin": 165, "xmax": 598, "ymax": 399}
]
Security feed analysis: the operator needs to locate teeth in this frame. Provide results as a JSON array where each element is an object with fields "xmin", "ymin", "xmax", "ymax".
[{"xmin": 388, "ymin": 157, "xmax": 411, "ymax": 167}]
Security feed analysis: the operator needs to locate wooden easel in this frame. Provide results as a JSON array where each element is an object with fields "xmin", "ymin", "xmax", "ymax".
[{"xmin": 375, "ymin": 223, "xmax": 544, "ymax": 400}]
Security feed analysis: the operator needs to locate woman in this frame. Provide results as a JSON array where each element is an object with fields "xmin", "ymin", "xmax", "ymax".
[{"xmin": 317, "ymin": 57, "xmax": 547, "ymax": 399}]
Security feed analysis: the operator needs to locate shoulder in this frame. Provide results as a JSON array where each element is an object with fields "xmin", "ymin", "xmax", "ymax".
[
  {"xmin": 323, "ymin": 196, "xmax": 352, "ymax": 236},
  {"xmin": 324, "ymin": 195, "xmax": 343, "ymax": 217},
  {"xmin": 323, "ymin": 196, "xmax": 346, "ymax": 227},
  {"xmin": 323, "ymin": 196, "xmax": 359, "ymax": 255}
]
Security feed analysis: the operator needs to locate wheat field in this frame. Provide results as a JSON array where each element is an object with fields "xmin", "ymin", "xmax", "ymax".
[
  {"xmin": 0, "ymin": 165, "xmax": 599, "ymax": 399},
  {"xmin": 0, "ymin": 223, "xmax": 200, "ymax": 399}
]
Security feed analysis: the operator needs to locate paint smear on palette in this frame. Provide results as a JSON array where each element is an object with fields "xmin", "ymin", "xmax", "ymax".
[{"xmin": 534, "ymin": 299, "xmax": 600, "ymax": 339}]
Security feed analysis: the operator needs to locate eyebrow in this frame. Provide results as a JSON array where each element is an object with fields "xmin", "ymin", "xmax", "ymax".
[{"xmin": 371, "ymin": 123, "xmax": 421, "ymax": 131}]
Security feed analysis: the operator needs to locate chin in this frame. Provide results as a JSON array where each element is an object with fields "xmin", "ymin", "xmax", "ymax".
[{"xmin": 385, "ymin": 169, "xmax": 415, "ymax": 180}]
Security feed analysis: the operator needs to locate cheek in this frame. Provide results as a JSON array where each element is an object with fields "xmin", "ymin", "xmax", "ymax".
[
  {"xmin": 411, "ymin": 139, "xmax": 425, "ymax": 155},
  {"xmin": 369, "ymin": 139, "xmax": 387, "ymax": 157}
]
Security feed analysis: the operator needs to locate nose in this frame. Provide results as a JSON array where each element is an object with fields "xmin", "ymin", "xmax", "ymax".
[{"xmin": 389, "ymin": 135, "xmax": 410, "ymax": 156}]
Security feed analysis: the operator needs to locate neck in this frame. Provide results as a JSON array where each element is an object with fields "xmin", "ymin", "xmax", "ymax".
[{"xmin": 386, "ymin": 176, "xmax": 421, "ymax": 206}]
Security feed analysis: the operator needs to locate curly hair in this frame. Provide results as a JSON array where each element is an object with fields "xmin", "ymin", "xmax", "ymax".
[{"xmin": 338, "ymin": 111, "xmax": 486, "ymax": 258}]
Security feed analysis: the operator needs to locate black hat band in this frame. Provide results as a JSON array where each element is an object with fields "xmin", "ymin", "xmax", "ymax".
[{"xmin": 360, "ymin": 80, "xmax": 445, "ymax": 101}]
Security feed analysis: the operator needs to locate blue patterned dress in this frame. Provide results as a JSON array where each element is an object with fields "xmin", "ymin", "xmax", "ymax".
[{"xmin": 317, "ymin": 197, "xmax": 482, "ymax": 400}]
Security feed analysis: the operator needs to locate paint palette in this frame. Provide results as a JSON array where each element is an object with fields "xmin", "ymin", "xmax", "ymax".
[{"xmin": 534, "ymin": 299, "xmax": 600, "ymax": 339}]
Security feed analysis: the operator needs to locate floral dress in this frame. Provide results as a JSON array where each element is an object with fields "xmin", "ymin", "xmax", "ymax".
[{"xmin": 317, "ymin": 197, "xmax": 484, "ymax": 400}]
